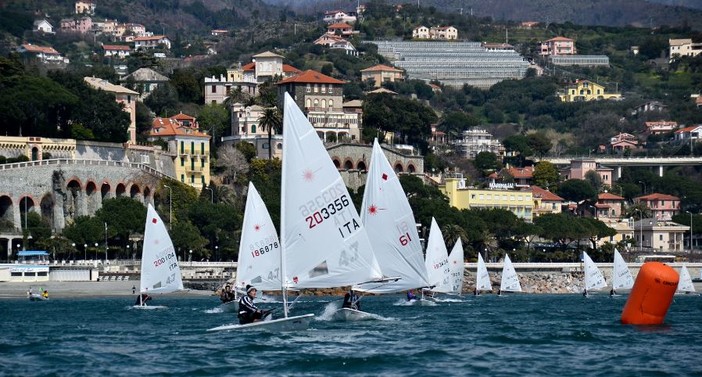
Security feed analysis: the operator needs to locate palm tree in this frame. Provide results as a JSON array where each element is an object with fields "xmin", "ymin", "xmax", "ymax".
[{"xmin": 258, "ymin": 107, "xmax": 282, "ymax": 160}]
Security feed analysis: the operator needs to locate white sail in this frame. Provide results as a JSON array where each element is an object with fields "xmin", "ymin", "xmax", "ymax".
[
  {"xmin": 476, "ymin": 253, "xmax": 492, "ymax": 292},
  {"xmin": 612, "ymin": 249, "xmax": 634, "ymax": 291},
  {"xmin": 677, "ymin": 265, "xmax": 696, "ymax": 293},
  {"xmin": 355, "ymin": 139, "xmax": 430, "ymax": 293},
  {"xmin": 499, "ymin": 254, "xmax": 522, "ymax": 293},
  {"xmin": 281, "ymin": 93, "xmax": 382, "ymax": 290},
  {"xmin": 235, "ymin": 182, "xmax": 282, "ymax": 292},
  {"xmin": 424, "ymin": 218, "xmax": 451, "ymax": 292},
  {"xmin": 583, "ymin": 251, "xmax": 606, "ymax": 291},
  {"xmin": 448, "ymin": 238, "xmax": 465, "ymax": 294},
  {"xmin": 140, "ymin": 203, "xmax": 183, "ymax": 294}
]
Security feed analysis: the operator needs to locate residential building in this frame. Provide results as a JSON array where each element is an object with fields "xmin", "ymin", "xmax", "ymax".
[
  {"xmin": 203, "ymin": 74, "xmax": 257, "ymax": 105},
  {"xmin": 529, "ymin": 185, "xmax": 563, "ymax": 217},
  {"xmin": 323, "ymin": 10, "xmax": 357, "ymax": 24},
  {"xmin": 102, "ymin": 44, "xmax": 131, "ymax": 58},
  {"xmin": 562, "ymin": 158, "xmax": 613, "ymax": 187},
  {"xmin": 327, "ymin": 23, "xmax": 356, "ymax": 36},
  {"xmin": 360, "ymin": 64, "xmax": 404, "ymax": 87},
  {"xmin": 33, "ymin": 19, "xmax": 54, "ymax": 34},
  {"xmin": 17, "ymin": 44, "xmax": 66, "ymax": 64},
  {"xmin": 211, "ymin": 29, "xmax": 228, "ymax": 36},
  {"xmin": 84, "ymin": 76, "xmax": 138, "ymax": 144},
  {"xmin": 669, "ymin": 38, "xmax": 702, "ymax": 62},
  {"xmin": 149, "ymin": 113, "xmax": 211, "ymax": 189},
  {"xmin": 504, "ymin": 166, "xmax": 534, "ymax": 188},
  {"xmin": 329, "ymin": 40, "xmax": 358, "ymax": 56},
  {"xmin": 632, "ymin": 101, "xmax": 667, "ymax": 115},
  {"xmin": 540, "ymin": 36, "xmax": 576, "ymax": 56},
  {"xmin": 609, "ymin": 133, "xmax": 638, "ymax": 153},
  {"xmin": 92, "ymin": 19, "xmax": 118, "ymax": 35},
  {"xmin": 482, "ymin": 43, "xmax": 514, "ymax": 51},
  {"xmin": 674, "ymin": 125, "xmax": 702, "ymax": 142},
  {"xmin": 633, "ymin": 218, "xmax": 688, "ymax": 252},
  {"xmin": 121, "ymin": 68, "xmax": 169, "ymax": 100},
  {"xmin": 429, "ymin": 26, "xmax": 458, "ymax": 40},
  {"xmin": 558, "ymin": 80, "xmax": 621, "ymax": 102},
  {"xmin": 548, "ymin": 55, "xmax": 609, "ymax": 66},
  {"xmin": 440, "ymin": 176, "xmax": 534, "ymax": 222},
  {"xmin": 277, "ymin": 70, "xmax": 361, "ymax": 142},
  {"xmin": 133, "ymin": 35, "xmax": 171, "ymax": 50},
  {"xmin": 453, "ymin": 128, "xmax": 504, "ymax": 159},
  {"xmin": 412, "ymin": 26, "xmax": 430, "ymax": 39},
  {"xmin": 59, "ymin": 17, "xmax": 93, "ymax": 34},
  {"xmin": 75, "ymin": 0, "xmax": 96, "ymax": 15},
  {"xmin": 644, "ymin": 121, "xmax": 677, "ymax": 136},
  {"xmin": 596, "ymin": 192, "xmax": 626, "ymax": 219},
  {"xmin": 520, "ymin": 21, "xmax": 540, "ymax": 29},
  {"xmin": 224, "ymin": 104, "xmax": 282, "ymax": 160},
  {"xmin": 634, "ymin": 193, "xmax": 681, "ymax": 221},
  {"xmin": 246, "ymin": 51, "xmax": 297, "ymax": 82}
]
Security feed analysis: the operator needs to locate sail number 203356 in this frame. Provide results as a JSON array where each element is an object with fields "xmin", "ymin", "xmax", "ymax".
[{"xmin": 305, "ymin": 195, "xmax": 351, "ymax": 229}]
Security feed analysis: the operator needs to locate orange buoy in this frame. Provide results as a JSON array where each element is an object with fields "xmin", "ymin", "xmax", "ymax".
[{"xmin": 621, "ymin": 262, "xmax": 679, "ymax": 325}]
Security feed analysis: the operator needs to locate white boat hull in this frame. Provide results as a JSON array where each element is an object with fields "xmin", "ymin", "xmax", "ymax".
[
  {"xmin": 207, "ymin": 313, "xmax": 314, "ymax": 332},
  {"xmin": 333, "ymin": 308, "xmax": 375, "ymax": 321},
  {"xmin": 28, "ymin": 294, "xmax": 47, "ymax": 301},
  {"xmin": 132, "ymin": 305, "xmax": 168, "ymax": 310}
]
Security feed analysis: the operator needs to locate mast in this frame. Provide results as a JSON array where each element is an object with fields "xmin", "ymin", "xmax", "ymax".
[{"xmin": 280, "ymin": 95, "xmax": 290, "ymax": 319}]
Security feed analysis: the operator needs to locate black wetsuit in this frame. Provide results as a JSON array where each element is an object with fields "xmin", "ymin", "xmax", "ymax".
[
  {"xmin": 238, "ymin": 295, "xmax": 262, "ymax": 324},
  {"xmin": 342, "ymin": 291, "xmax": 360, "ymax": 310}
]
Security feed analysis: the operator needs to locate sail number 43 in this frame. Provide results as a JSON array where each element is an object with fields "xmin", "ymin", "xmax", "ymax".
[{"xmin": 305, "ymin": 195, "xmax": 350, "ymax": 229}]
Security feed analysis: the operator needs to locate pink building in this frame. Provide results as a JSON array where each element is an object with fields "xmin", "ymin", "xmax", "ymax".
[
  {"xmin": 540, "ymin": 37, "xmax": 576, "ymax": 56},
  {"xmin": 60, "ymin": 17, "xmax": 93, "ymax": 34},
  {"xmin": 327, "ymin": 23, "xmax": 355, "ymax": 36},
  {"xmin": 596, "ymin": 192, "xmax": 626, "ymax": 218},
  {"xmin": 634, "ymin": 193, "xmax": 681, "ymax": 221},
  {"xmin": 644, "ymin": 121, "xmax": 678, "ymax": 136},
  {"xmin": 563, "ymin": 159, "xmax": 612, "ymax": 186}
]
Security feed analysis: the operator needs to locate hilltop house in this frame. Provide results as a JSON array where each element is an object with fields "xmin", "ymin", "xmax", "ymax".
[
  {"xmin": 413, "ymin": 25, "xmax": 458, "ymax": 40},
  {"xmin": 327, "ymin": 23, "xmax": 356, "ymax": 36},
  {"xmin": 360, "ymin": 64, "xmax": 404, "ymax": 88},
  {"xmin": 133, "ymin": 35, "xmax": 171, "ymax": 50},
  {"xmin": 558, "ymin": 80, "xmax": 621, "ymax": 102},
  {"xmin": 674, "ymin": 125, "xmax": 702, "ymax": 143},
  {"xmin": 60, "ymin": 17, "xmax": 93, "ymax": 34},
  {"xmin": 669, "ymin": 38, "xmax": 702, "ymax": 62},
  {"xmin": 634, "ymin": 193, "xmax": 681, "ymax": 221},
  {"xmin": 84, "ymin": 76, "xmax": 138, "ymax": 144},
  {"xmin": 643, "ymin": 121, "xmax": 677, "ymax": 136},
  {"xmin": 224, "ymin": 103, "xmax": 282, "ymax": 160},
  {"xmin": 103, "ymin": 44, "xmax": 130, "ymax": 58},
  {"xmin": 75, "ymin": 0, "xmax": 96, "ymax": 15},
  {"xmin": 540, "ymin": 37, "xmax": 577, "ymax": 55},
  {"xmin": 33, "ymin": 19, "xmax": 54, "ymax": 34},
  {"xmin": 323, "ymin": 10, "xmax": 357, "ymax": 24},
  {"xmin": 121, "ymin": 68, "xmax": 169, "ymax": 99},
  {"xmin": 17, "ymin": 44, "xmax": 66, "ymax": 64}
]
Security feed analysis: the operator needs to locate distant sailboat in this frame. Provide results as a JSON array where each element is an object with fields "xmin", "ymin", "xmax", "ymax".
[
  {"xmin": 448, "ymin": 239, "xmax": 465, "ymax": 295},
  {"xmin": 475, "ymin": 252, "xmax": 492, "ymax": 295},
  {"xmin": 134, "ymin": 203, "xmax": 184, "ymax": 309},
  {"xmin": 582, "ymin": 251, "xmax": 606, "ymax": 297},
  {"xmin": 499, "ymin": 254, "xmax": 521, "ymax": 295},
  {"xmin": 676, "ymin": 265, "xmax": 696, "ymax": 294},
  {"xmin": 610, "ymin": 248, "xmax": 634, "ymax": 295},
  {"xmin": 424, "ymin": 218, "xmax": 451, "ymax": 295}
]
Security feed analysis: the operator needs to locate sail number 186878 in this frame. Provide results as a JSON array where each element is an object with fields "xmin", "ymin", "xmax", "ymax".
[{"xmin": 305, "ymin": 195, "xmax": 351, "ymax": 229}]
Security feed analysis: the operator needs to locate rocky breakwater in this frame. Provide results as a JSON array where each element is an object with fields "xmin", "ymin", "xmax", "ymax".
[{"xmin": 464, "ymin": 270, "xmax": 585, "ymax": 294}]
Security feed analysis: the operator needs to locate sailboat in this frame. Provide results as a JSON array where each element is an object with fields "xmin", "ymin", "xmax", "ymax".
[
  {"xmin": 448, "ymin": 239, "xmax": 465, "ymax": 295},
  {"xmin": 423, "ymin": 218, "xmax": 452, "ymax": 300},
  {"xmin": 210, "ymin": 93, "xmax": 383, "ymax": 330},
  {"xmin": 498, "ymin": 254, "xmax": 522, "ymax": 295},
  {"xmin": 676, "ymin": 265, "xmax": 696, "ymax": 295},
  {"xmin": 349, "ymin": 138, "xmax": 430, "ymax": 316},
  {"xmin": 582, "ymin": 251, "xmax": 606, "ymax": 297},
  {"xmin": 475, "ymin": 252, "xmax": 492, "ymax": 295},
  {"xmin": 610, "ymin": 248, "xmax": 634, "ymax": 295},
  {"xmin": 133, "ymin": 203, "xmax": 184, "ymax": 309}
]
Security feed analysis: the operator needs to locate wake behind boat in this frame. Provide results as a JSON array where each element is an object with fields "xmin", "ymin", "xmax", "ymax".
[
  {"xmin": 207, "ymin": 313, "xmax": 314, "ymax": 332},
  {"xmin": 132, "ymin": 203, "xmax": 184, "ymax": 309}
]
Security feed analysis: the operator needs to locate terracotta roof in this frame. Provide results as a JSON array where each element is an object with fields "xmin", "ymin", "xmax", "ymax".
[
  {"xmin": 283, "ymin": 64, "xmax": 301, "ymax": 73},
  {"xmin": 328, "ymin": 22, "xmax": 353, "ymax": 29},
  {"xmin": 150, "ymin": 116, "xmax": 209, "ymax": 138},
  {"xmin": 599, "ymin": 192, "xmax": 625, "ymax": 200},
  {"xmin": 277, "ymin": 70, "xmax": 345, "ymax": 85},
  {"xmin": 594, "ymin": 203, "xmax": 610, "ymax": 209},
  {"xmin": 546, "ymin": 36, "xmax": 574, "ymax": 42},
  {"xmin": 636, "ymin": 193, "xmax": 680, "ymax": 201},
  {"xmin": 530, "ymin": 185, "xmax": 564, "ymax": 201},
  {"xmin": 241, "ymin": 62, "xmax": 255, "ymax": 71},
  {"xmin": 360, "ymin": 64, "xmax": 403, "ymax": 73},
  {"xmin": 507, "ymin": 166, "xmax": 534, "ymax": 179},
  {"xmin": 134, "ymin": 35, "xmax": 166, "ymax": 41},
  {"xmin": 21, "ymin": 44, "xmax": 59, "ymax": 54},
  {"xmin": 675, "ymin": 125, "xmax": 702, "ymax": 133},
  {"xmin": 103, "ymin": 45, "xmax": 130, "ymax": 51},
  {"xmin": 171, "ymin": 112, "xmax": 196, "ymax": 122},
  {"xmin": 367, "ymin": 88, "xmax": 397, "ymax": 95}
]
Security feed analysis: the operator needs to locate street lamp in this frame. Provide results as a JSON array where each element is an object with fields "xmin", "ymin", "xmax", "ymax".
[
  {"xmin": 687, "ymin": 211, "xmax": 694, "ymax": 251},
  {"xmin": 72, "ymin": 243, "xmax": 75, "ymax": 261},
  {"xmin": 189, "ymin": 249, "xmax": 192, "ymax": 263},
  {"xmin": 634, "ymin": 209, "xmax": 643, "ymax": 251},
  {"xmin": 205, "ymin": 186, "xmax": 214, "ymax": 203},
  {"xmin": 215, "ymin": 245, "xmax": 219, "ymax": 261},
  {"xmin": 164, "ymin": 185, "xmax": 172, "ymax": 230},
  {"xmin": 22, "ymin": 197, "xmax": 28, "ymax": 251},
  {"xmin": 84, "ymin": 244, "xmax": 87, "ymax": 260},
  {"xmin": 104, "ymin": 222, "xmax": 108, "ymax": 261},
  {"xmin": 94, "ymin": 242, "xmax": 98, "ymax": 260}
]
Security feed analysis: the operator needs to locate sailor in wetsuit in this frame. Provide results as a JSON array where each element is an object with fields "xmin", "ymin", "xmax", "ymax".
[
  {"xmin": 342, "ymin": 289, "xmax": 360, "ymax": 310},
  {"xmin": 238, "ymin": 286, "xmax": 266, "ymax": 324}
]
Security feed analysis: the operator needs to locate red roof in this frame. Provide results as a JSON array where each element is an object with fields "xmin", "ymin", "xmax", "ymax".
[
  {"xmin": 360, "ymin": 64, "xmax": 403, "ymax": 72},
  {"xmin": 283, "ymin": 64, "xmax": 301, "ymax": 73},
  {"xmin": 134, "ymin": 35, "xmax": 166, "ymax": 42},
  {"xmin": 103, "ymin": 45, "xmax": 130, "ymax": 51},
  {"xmin": 21, "ymin": 44, "xmax": 59, "ymax": 54},
  {"xmin": 530, "ymin": 185, "xmax": 564, "ymax": 201},
  {"xmin": 277, "ymin": 70, "xmax": 345, "ymax": 85},
  {"xmin": 636, "ymin": 193, "xmax": 680, "ymax": 201},
  {"xmin": 150, "ymin": 115, "xmax": 209, "ymax": 138},
  {"xmin": 546, "ymin": 36, "xmax": 574, "ymax": 42},
  {"xmin": 507, "ymin": 166, "xmax": 534, "ymax": 179},
  {"xmin": 675, "ymin": 125, "xmax": 702, "ymax": 134},
  {"xmin": 328, "ymin": 22, "xmax": 353, "ymax": 29},
  {"xmin": 599, "ymin": 192, "xmax": 625, "ymax": 200},
  {"xmin": 241, "ymin": 62, "xmax": 255, "ymax": 71}
]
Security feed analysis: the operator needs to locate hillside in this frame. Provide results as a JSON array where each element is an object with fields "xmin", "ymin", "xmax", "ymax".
[{"xmin": 263, "ymin": 0, "xmax": 702, "ymax": 31}]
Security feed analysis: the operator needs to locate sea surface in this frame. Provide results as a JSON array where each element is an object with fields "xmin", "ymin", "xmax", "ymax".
[{"xmin": 1, "ymin": 293, "xmax": 701, "ymax": 376}]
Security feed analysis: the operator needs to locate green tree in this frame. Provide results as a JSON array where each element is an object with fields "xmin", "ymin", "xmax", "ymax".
[
  {"xmin": 258, "ymin": 107, "xmax": 282, "ymax": 160},
  {"xmin": 198, "ymin": 103, "xmax": 229, "ymax": 150},
  {"xmin": 527, "ymin": 132, "xmax": 552, "ymax": 157},
  {"xmin": 473, "ymin": 152, "xmax": 501, "ymax": 173},
  {"xmin": 532, "ymin": 161, "xmax": 559, "ymax": 189},
  {"xmin": 557, "ymin": 179, "xmax": 598, "ymax": 202}
]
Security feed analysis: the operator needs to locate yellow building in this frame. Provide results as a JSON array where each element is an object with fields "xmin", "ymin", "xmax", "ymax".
[
  {"xmin": 149, "ymin": 113, "xmax": 211, "ymax": 190},
  {"xmin": 558, "ymin": 80, "xmax": 621, "ymax": 102},
  {"xmin": 440, "ymin": 177, "xmax": 534, "ymax": 222}
]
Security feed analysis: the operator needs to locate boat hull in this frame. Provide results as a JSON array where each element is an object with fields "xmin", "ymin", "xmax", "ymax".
[
  {"xmin": 132, "ymin": 305, "xmax": 168, "ymax": 310},
  {"xmin": 28, "ymin": 294, "xmax": 47, "ymax": 301},
  {"xmin": 333, "ymin": 308, "xmax": 375, "ymax": 321},
  {"xmin": 207, "ymin": 313, "xmax": 314, "ymax": 332}
]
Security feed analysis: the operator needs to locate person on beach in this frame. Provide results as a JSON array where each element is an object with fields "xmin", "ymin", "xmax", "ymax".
[
  {"xmin": 135, "ymin": 293, "xmax": 152, "ymax": 306},
  {"xmin": 238, "ymin": 286, "xmax": 267, "ymax": 324},
  {"xmin": 220, "ymin": 284, "xmax": 235, "ymax": 303},
  {"xmin": 342, "ymin": 289, "xmax": 360, "ymax": 310},
  {"xmin": 406, "ymin": 290, "xmax": 418, "ymax": 301}
]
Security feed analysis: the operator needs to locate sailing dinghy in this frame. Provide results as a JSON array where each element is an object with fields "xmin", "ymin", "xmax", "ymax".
[
  {"xmin": 448, "ymin": 239, "xmax": 465, "ymax": 295},
  {"xmin": 676, "ymin": 265, "xmax": 696, "ymax": 295},
  {"xmin": 498, "ymin": 254, "xmax": 522, "ymax": 295},
  {"xmin": 610, "ymin": 248, "xmax": 634, "ymax": 295},
  {"xmin": 133, "ymin": 203, "xmax": 184, "ymax": 309},
  {"xmin": 475, "ymin": 252, "xmax": 492, "ymax": 295},
  {"xmin": 582, "ymin": 251, "xmax": 606, "ymax": 297}
]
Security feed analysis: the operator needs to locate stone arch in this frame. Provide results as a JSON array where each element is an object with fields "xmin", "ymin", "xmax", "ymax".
[
  {"xmin": 394, "ymin": 163, "xmax": 404, "ymax": 173},
  {"xmin": 129, "ymin": 183, "xmax": 142, "ymax": 202},
  {"xmin": 357, "ymin": 161, "xmax": 367, "ymax": 171},
  {"xmin": 66, "ymin": 180, "xmax": 82, "ymax": 222},
  {"xmin": 85, "ymin": 181, "xmax": 100, "ymax": 215},
  {"xmin": 0, "ymin": 195, "xmax": 14, "ymax": 227},
  {"xmin": 115, "ymin": 183, "xmax": 127, "ymax": 198},
  {"xmin": 276, "ymin": 142, "xmax": 282, "ymax": 151},
  {"xmin": 333, "ymin": 158, "xmax": 341, "ymax": 169},
  {"xmin": 40, "ymin": 194, "xmax": 54, "ymax": 225},
  {"xmin": 101, "ymin": 183, "xmax": 112, "ymax": 201},
  {"xmin": 325, "ymin": 131, "xmax": 337, "ymax": 142},
  {"xmin": 19, "ymin": 196, "xmax": 36, "ymax": 231},
  {"xmin": 343, "ymin": 159, "xmax": 354, "ymax": 170},
  {"xmin": 407, "ymin": 164, "xmax": 416, "ymax": 173},
  {"xmin": 316, "ymin": 131, "xmax": 324, "ymax": 139},
  {"xmin": 143, "ymin": 187, "xmax": 152, "ymax": 205},
  {"xmin": 31, "ymin": 147, "xmax": 40, "ymax": 160}
]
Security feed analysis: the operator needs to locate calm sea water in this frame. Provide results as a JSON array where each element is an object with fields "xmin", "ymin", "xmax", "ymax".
[{"xmin": 1, "ymin": 293, "xmax": 701, "ymax": 376}]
